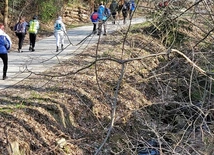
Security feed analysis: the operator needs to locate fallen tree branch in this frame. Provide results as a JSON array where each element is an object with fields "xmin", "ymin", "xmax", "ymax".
[
  {"xmin": 31, "ymin": 48, "xmax": 214, "ymax": 82},
  {"xmin": 170, "ymin": 49, "xmax": 206, "ymax": 76}
]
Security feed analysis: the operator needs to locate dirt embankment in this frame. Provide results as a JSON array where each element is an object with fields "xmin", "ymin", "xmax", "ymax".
[
  {"xmin": 1, "ymin": 22, "xmax": 214, "ymax": 154},
  {"xmin": 1, "ymin": 2, "xmax": 214, "ymax": 155}
]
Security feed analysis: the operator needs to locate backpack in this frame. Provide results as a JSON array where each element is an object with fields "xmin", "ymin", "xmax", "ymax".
[
  {"xmin": 110, "ymin": 2, "xmax": 118, "ymax": 12},
  {"xmin": 104, "ymin": 8, "xmax": 111, "ymax": 17},
  {"xmin": 55, "ymin": 23, "xmax": 62, "ymax": 30},
  {"xmin": 91, "ymin": 12, "xmax": 98, "ymax": 20},
  {"xmin": 130, "ymin": 2, "xmax": 135, "ymax": 11},
  {"xmin": 122, "ymin": 3, "xmax": 128, "ymax": 11},
  {"xmin": 15, "ymin": 22, "xmax": 24, "ymax": 33}
]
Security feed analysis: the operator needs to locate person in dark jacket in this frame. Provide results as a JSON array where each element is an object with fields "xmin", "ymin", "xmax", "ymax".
[
  {"xmin": 109, "ymin": 0, "xmax": 118, "ymax": 24},
  {"xmin": 117, "ymin": 0, "xmax": 124, "ymax": 18},
  {"xmin": 0, "ymin": 23, "xmax": 12, "ymax": 80},
  {"xmin": 14, "ymin": 16, "xmax": 29, "ymax": 53},
  {"xmin": 122, "ymin": 1, "xmax": 129, "ymax": 24}
]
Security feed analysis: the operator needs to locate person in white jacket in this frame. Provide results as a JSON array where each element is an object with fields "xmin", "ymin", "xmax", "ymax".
[
  {"xmin": 54, "ymin": 16, "xmax": 66, "ymax": 52},
  {"xmin": 0, "ymin": 23, "xmax": 12, "ymax": 80}
]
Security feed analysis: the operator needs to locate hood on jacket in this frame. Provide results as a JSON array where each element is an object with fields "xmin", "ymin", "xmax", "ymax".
[
  {"xmin": 0, "ymin": 29, "xmax": 5, "ymax": 35},
  {"xmin": 58, "ymin": 16, "xmax": 62, "ymax": 21},
  {"xmin": 55, "ymin": 19, "xmax": 63, "ymax": 24}
]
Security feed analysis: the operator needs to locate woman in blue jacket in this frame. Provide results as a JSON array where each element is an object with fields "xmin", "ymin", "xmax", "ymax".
[
  {"xmin": 0, "ymin": 23, "xmax": 12, "ymax": 80},
  {"xmin": 129, "ymin": 0, "xmax": 136, "ymax": 20},
  {"xmin": 97, "ymin": 2, "xmax": 108, "ymax": 35}
]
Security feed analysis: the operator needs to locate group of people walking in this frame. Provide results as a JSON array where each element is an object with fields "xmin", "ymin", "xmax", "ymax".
[
  {"xmin": 14, "ymin": 15, "xmax": 66, "ymax": 53},
  {"xmin": 0, "ymin": 1, "xmax": 135, "ymax": 80},
  {"xmin": 0, "ymin": 16, "xmax": 39, "ymax": 80},
  {"xmin": 90, "ymin": 0, "xmax": 136, "ymax": 35},
  {"xmin": 14, "ymin": 16, "xmax": 39, "ymax": 53},
  {"xmin": 0, "ymin": 15, "xmax": 66, "ymax": 80}
]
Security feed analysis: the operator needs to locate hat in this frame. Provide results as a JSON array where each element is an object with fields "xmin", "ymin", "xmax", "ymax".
[
  {"xmin": 33, "ymin": 15, "xmax": 38, "ymax": 19},
  {"xmin": 58, "ymin": 16, "xmax": 62, "ymax": 20}
]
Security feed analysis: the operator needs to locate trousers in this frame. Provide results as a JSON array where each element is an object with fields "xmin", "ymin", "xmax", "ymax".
[
  {"xmin": 0, "ymin": 53, "xmax": 8, "ymax": 77},
  {"xmin": 98, "ymin": 20, "xmax": 107, "ymax": 34},
  {"xmin": 29, "ymin": 33, "xmax": 37, "ymax": 48},
  {"xmin": 54, "ymin": 31, "xmax": 65, "ymax": 47},
  {"xmin": 16, "ymin": 33, "xmax": 25, "ymax": 50}
]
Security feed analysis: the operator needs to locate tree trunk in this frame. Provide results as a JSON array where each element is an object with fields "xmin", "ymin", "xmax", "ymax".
[{"xmin": 3, "ymin": 0, "xmax": 9, "ymax": 30}]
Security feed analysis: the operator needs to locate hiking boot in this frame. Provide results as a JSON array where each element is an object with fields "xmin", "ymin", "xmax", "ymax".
[
  {"xmin": 3, "ymin": 75, "xmax": 7, "ymax": 80},
  {"xmin": 56, "ymin": 46, "xmax": 59, "ymax": 52},
  {"xmin": 18, "ymin": 49, "xmax": 22, "ymax": 53}
]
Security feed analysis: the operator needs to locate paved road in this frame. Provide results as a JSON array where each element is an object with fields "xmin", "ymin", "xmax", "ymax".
[{"xmin": 0, "ymin": 17, "xmax": 146, "ymax": 89}]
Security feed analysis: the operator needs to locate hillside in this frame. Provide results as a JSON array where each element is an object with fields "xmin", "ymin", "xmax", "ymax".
[
  {"xmin": 0, "ymin": 1, "xmax": 214, "ymax": 155},
  {"xmin": 0, "ymin": 20, "xmax": 214, "ymax": 154}
]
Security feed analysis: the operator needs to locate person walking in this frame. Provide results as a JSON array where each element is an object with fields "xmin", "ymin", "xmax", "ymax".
[
  {"xmin": 0, "ymin": 24, "xmax": 12, "ymax": 80},
  {"xmin": 28, "ymin": 15, "xmax": 40, "ymax": 52},
  {"xmin": 109, "ymin": 0, "xmax": 118, "ymax": 24},
  {"xmin": 97, "ymin": 2, "xmax": 108, "ymax": 35},
  {"xmin": 117, "ymin": 0, "xmax": 124, "ymax": 19},
  {"xmin": 54, "ymin": 16, "xmax": 66, "ymax": 52},
  {"xmin": 14, "ymin": 16, "xmax": 29, "ymax": 53},
  {"xmin": 90, "ymin": 9, "xmax": 99, "ymax": 33},
  {"xmin": 122, "ymin": 1, "xmax": 129, "ymax": 24},
  {"xmin": 129, "ymin": 0, "xmax": 135, "ymax": 20}
]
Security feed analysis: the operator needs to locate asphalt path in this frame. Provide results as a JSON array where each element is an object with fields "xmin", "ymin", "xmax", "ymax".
[{"xmin": 0, "ymin": 17, "xmax": 146, "ymax": 89}]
